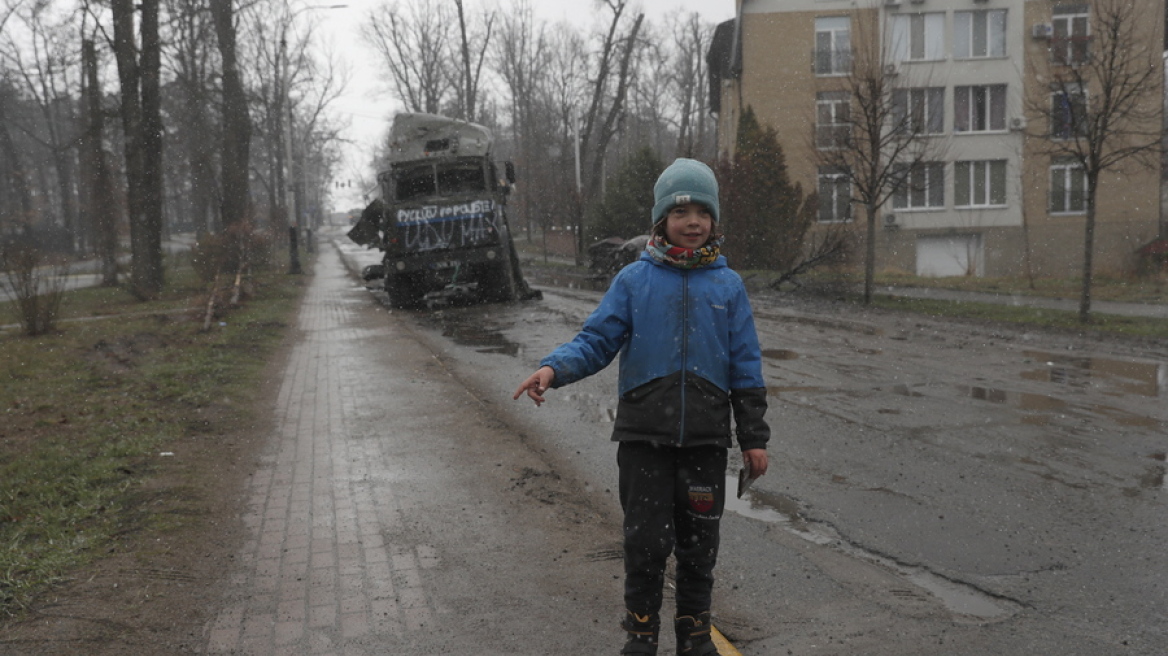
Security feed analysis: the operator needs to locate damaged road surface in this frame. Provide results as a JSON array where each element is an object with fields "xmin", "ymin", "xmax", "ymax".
[{"xmin": 368, "ymin": 248, "xmax": 1166, "ymax": 655}]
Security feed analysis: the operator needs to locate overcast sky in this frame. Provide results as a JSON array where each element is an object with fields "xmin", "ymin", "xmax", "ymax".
[{"xmin": 314, "ymin": 0, "xmax": 736, "ymax": 209}]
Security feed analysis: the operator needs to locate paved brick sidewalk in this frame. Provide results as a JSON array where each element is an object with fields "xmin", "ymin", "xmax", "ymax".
[{"xmin": 203, "ymin": 246, "xmax": 620, "ymax": 655}]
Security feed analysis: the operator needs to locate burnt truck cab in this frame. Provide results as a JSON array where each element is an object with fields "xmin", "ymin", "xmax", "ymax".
[{"xmin": 348, "ymin": 113, "xmax": 537, "ymax": 307}]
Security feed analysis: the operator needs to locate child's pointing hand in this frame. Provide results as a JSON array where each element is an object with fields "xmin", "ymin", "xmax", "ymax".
[{"xmin": 513, "ymin": 366, "xmax": 556, "ymax": 406}]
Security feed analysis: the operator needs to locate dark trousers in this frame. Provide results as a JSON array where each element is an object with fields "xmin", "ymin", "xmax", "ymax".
[{"xmin": 617, "ymin": 441, "xmax": 727, "ymax": 618}]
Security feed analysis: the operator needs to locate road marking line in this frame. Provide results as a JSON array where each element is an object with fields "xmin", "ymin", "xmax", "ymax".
[{"xmin": 712, "ymin": 625, "xmax": 742, "ymax": 655}]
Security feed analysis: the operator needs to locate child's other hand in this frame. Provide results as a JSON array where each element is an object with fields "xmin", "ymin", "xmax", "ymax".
[
  {"xmin": 743, "ymin": 449, "xmax": 768, "ymax": 477},
  {"xmin": 513, "ymin": 366, "xmax": 556, "ymax": 406}
]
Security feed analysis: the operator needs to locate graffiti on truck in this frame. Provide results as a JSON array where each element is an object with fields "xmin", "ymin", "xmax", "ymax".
[{"xmin": 397, "ymin": 200, "xmax": 500, "ymax": 252}]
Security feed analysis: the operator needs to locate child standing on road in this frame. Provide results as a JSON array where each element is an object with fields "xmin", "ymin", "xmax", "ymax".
[{"xmin": 513, "ymin": 158, "xmax": 770, "ymax": 656}]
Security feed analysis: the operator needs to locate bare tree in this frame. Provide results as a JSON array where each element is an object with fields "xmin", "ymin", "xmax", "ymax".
[
  {"xmin": 166, "ymin": 0, "xmax": 219, "ymax": 234},
  {"xmin": 362, "ymin": 0, "xmax": 454, "ymax": 116},
  {"xmin": 812, "ymin": 7, "xmax": 948, "ymax": 304},
  {"xmin": 667, "ymin": 12, "xmax": 714, "ymax": 160},
  {"xmin": 573, "ymin": 0, "xmax": 644, "ymax": 260},
  {"xmin": 0, "ymin": 2, "xmax": 81, "ymax": 250},
  {"xmin": 288, "ymin": 42, "xmax": 347, "ymax": 232},
  {"xmin": 490, "ymin": 0, "xmax": 547, "ymax": 238},
  {"xmin": 452, "ymin": 0, "xmax": 494, "ymax": 123},
  {"xmin": 1024, "ymin": 0, "xmax": 1163, "ymax": 322},
  {"xmin": 528, "ymin": 22, "xmax": 588, "ymax": 256}
]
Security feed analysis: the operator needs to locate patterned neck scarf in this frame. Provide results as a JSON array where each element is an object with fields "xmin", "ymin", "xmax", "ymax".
[{"xmin": 645, "ymin": 233, "xmax": 723, "ymax": 270}]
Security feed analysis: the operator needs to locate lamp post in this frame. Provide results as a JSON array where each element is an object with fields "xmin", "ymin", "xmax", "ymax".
[{"xmin": 279, "ymin": 2, "xmax": 347, "ymax": 274}]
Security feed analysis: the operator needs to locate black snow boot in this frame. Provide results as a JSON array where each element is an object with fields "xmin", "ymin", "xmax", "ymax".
[
  {"xmin": 620, "ymin": 610, "xmax": 660, "ymax": 655},
  {"xmin": 674, "ymin": 612, "xmax": 719, "ymax": 655}
]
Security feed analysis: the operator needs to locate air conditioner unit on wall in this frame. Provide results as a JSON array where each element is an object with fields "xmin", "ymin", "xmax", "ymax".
[
  {"xmin": 884, "ymin": 213, "xmax": 899, "ymax": 229},
  {"xmin": 1010, "ymin": 117, "xmax": 1026, "ymax": 131},
  {"xmin": 884, "ymin": 64, "xmax": 899, "ymax": 77},
  {"xmin": 1031, "ymin": 23, "xmax": 1053, "ymax": 39}
]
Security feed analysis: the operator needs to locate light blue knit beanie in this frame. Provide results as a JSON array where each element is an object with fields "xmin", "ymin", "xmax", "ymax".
[{"xmin": 651, "ymin": 158, "xmax": 720, "ymax": 225}]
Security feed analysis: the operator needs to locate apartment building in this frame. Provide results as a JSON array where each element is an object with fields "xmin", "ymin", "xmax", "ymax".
[{"xmin": 710, "ymin": 0, "xmax": 1164, "ymax": 277}]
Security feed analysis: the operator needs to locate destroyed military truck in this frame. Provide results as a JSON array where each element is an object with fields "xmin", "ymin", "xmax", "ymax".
[{"xmin": 348, "ymin": 112, "xmax": 539, "ymax": 307}]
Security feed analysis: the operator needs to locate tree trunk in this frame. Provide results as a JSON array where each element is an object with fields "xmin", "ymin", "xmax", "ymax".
[
  {"xmin": 0, "ymin": 94, "xmax": 34, "ymax": 226},
  {"xmin": 111, "ymin": 0, "xmax": 164, "ymax": 298},
  {"xmin": 138, "ymin": 0, "xmax": 165, "ymax": 296},
  {"xmin": 455, "ymin": 0, "xmax": 474, "ymax": 122},
  {"xmin": 211, "ymin": 0, "xmax": 252, "ymax": 230},
  {"xmin": 80, "ymin": 38, "xmax": 120, "ymax": 287},
  {"xmin": 1079, "ymin": 173, "xmax": 1099, "ymax": 323},
  {"xmin": 864, "ymin": 204, "xmax": 877, "ymax": 305}
]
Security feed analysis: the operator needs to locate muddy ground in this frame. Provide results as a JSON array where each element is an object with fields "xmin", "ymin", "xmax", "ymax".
[{"xmin": 1, "ymin": 251, "xmax": 1165, "ymax": 655}]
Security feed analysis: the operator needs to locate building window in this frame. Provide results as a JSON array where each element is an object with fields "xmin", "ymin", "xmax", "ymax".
[
  {"xmin": 893, "ymin": 162, "xmax": 945, "ymax": 210},
  {"xmin": 954, "ymin": 9, "xmax": 1007, "ymax": 59},
  {"xmin": 1050, "ymin": 159, "xmax": 1087, "ymax": 213},
  {"xmin": 1050, "ymin": 83, "xmax": 1087, "ymax": 139},
  {"xmin": 814, "ymin": 17, "xmax": 852, "ymax": 75},
  {"xmin": 954, "ymin": 85, "xmax": 1007, "ymax": 132},
  {"xmin": 818, "ymin": 166, "xmax": 852, "ymax": 223},
  {"xmin": 816, "ymin": 91, "xmax": 851, "ymax": 149},
  {"xmin": 955, "ymin": 160, "xmax": 1007, "ymax": 207},
  {"xmin": 890, "ymin": 13, "xmax": 945, "ymax": 62},
  {"xmin": 891, "ymin": 87, "xmax": 944, "ymax": 135},
  {"xmin": 1052, "ymin": 5, "xmax": 1090, "ymax": 66}
]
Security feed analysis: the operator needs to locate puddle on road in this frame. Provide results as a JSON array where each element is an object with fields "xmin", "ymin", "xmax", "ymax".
[
  {"xmin": 959, "ymin": 384, "xmax": 1163, "ymax": 429},
  {"xmin": 724, "ymin": 475, "xmax": 831, "ymax": 544},
  {"xmin": 525, "ymin": 271, "xmax": 610, "ymax": 292},
  {"xmin": 416, "ymin": 310, "xmax": 522, "ymax": 356},
  {"xmin": 1142, "ymin": 452, "xmax": 1167, "ymax": 490},
  {"xmin": 762, "ymin": 349, "xmax": 799, "ymax": 360},
  {"xmin": 905, "ymin": 570, "xmax": 1013, "ymax": 619},
  {"xmin": 1022, "ymin": 350, "xmax": 1166, "ymax": 397},
  {"xmin": 726, "ymin": 475, "xmax": 1016, "ymax": 621},
  {"xmin": 768, "ymin": 385, "xmax": 825, "ymax": 397}
]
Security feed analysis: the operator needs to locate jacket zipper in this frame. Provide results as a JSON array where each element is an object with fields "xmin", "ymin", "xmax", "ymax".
[{"xmin": 679, "ymin": 270, "xmax": 689, "ymax": 445}]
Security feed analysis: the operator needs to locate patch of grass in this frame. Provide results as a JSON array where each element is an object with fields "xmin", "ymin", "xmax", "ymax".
[
  {"xmin": 845, "ymin": 270, "xmax": 1167, "ymax": 305},
  {"xmin": 0, "ymin": 259, "xmax": 303, "ymax": 617},
  {"xmin": 868, "ymin": 294, "xmax": 1168, "ymax": 339}
]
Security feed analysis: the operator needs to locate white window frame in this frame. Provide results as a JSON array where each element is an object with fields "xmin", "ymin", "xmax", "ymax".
[
  {"xmin": 892, "ymin": 87, "xmax": 944, "ymax": 135},
  {"xmin": 818, "ymin": 166, "xmax": 853, "ymax": 223},
  {"xmin": 954, "ymin": 9, "xmax": 1007, "ymax": 59},
  {"xmin": 1052, "ymin": 6, "xmax": 1090, "ymax": 66},
  {"xmin": 954, "ymin": 160, "xmax": 1007, "ymax": 208},
  {"xmin": 816, "ymin": 91, "xmax": 852, "ymax": 149},
  {"xmin": 1050, "ymin": 159, "xmax": 1087, "ymax": 214},
  {"xmin": 815, "ymin": 17, "xmax": 852, "ymax": 76},
  {"xmin": 893, "ymin": 162, "xmax": 945, "ymax": 210},
  {"xmin": 954, "ymin": 85, "xmax": 1007, "ymax": 133},
  {"xmin": 890, "ymin": 13, "xmax": 945, "ymax": 62},
  {"xmin": 1050, "ymin": 83, "xmax": 1087, "ymax": 140}
]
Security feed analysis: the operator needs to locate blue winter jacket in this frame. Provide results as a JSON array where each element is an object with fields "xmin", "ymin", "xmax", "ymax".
[{"xmin": 540, "ymin": 252, "xmax": 770, "ymax": 450}]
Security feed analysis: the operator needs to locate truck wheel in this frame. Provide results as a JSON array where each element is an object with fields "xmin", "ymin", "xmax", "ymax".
[
  {"xmin": 386, "ymin": 273, "xmax": 424, "ymax": 308},
  {"xmin": 485, "ymin": 261, "xmax": 517, "ymax": 303}
]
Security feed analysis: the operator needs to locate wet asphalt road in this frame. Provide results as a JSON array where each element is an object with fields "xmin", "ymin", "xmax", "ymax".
[{"xmin": 335, "ymin": 231, "xmax": 1166, "ymax": 655}]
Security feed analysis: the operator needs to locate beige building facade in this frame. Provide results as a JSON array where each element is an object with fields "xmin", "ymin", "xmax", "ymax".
[{"xmin": 713, "ymin": 0, "xmax": 1164, "ymax": 277}]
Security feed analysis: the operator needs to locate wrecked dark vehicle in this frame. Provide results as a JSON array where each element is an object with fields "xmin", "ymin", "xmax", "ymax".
[
  {"xmin": 588, "ymin": 234, "xmax": 649, "ymax": 276},
  {"xmin": 348, "ymin": 113, "xmax": 540, "ymax": 307}
]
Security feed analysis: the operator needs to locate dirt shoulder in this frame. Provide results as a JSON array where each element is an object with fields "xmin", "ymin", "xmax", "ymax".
[{"xmin": 0, "ymin": 336, "xmax": 291, "ymax": 656}]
